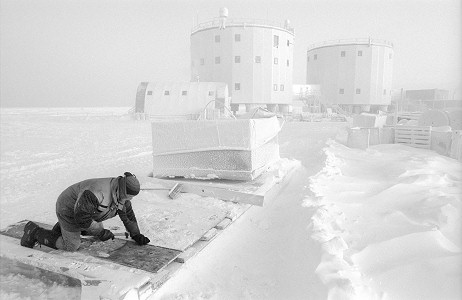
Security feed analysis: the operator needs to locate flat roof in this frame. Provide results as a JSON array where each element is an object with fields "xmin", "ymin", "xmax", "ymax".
[
  {"xmin": 307, "ymin": 38, "xmax": 393, "ymax": 51},
  {"xmin": 191, "ymin": 17, "xmax": 294, "ymax": 35}
]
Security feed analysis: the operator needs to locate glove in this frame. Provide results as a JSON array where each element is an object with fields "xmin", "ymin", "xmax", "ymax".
[
  {"xmin": 132, "ymin": 234, "xmax": 150, "ymax": 245},
  {"xmin": 98, "ymin": 229, "xmax": 115, "ymax": 241}
]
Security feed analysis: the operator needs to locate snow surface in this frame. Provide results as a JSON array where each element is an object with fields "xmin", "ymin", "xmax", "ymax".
[
  {"xmin": 0, "ymin": 107, "xmax": 461, "ymax": 299},
  {"xmin": 306, "ymin": 141, "xmax": 461, "ymax": 300}
]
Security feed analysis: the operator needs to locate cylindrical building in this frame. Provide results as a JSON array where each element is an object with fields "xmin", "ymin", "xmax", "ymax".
[
  {"xmin": 191, "ymin": 8, "xmax": 294, "ymax": 113},
  {"xmin": 306, "ymin": 38, "xmax": 394, "ymax": 113}
]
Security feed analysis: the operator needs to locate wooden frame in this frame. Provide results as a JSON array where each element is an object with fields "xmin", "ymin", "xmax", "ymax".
[{"xmin": 394, "ymin": 125, "xmax": 431, "ymax": 149}]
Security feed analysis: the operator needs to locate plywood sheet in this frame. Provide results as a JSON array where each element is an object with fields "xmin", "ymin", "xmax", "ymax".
[{"xmin": 0, "ymin": 220, "xmax": 181, "ymax": 274}]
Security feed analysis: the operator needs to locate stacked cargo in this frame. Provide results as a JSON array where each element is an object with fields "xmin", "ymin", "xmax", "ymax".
[{"xmin": 151, "ymin": 116, "xmax": 282, "ymax": 181}]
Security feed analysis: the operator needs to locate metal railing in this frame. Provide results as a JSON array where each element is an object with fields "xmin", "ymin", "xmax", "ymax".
[
  {"xmin": 192, "ymin": 17, "xmax": 294, "ymax": 34},
  {"xmin": 307, "ymin": 38, "xmax": 393, "ymax": 50}
]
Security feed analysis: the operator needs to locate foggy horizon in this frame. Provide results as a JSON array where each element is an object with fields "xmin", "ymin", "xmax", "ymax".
[{"xmin": 1, "ymin": 0, "xmax": 461, "ymax": 108}]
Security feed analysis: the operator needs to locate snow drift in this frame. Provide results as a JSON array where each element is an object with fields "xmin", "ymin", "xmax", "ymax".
[{"xmin": 306, "ymin": 140, "xmax": 461, "ymax": 300}]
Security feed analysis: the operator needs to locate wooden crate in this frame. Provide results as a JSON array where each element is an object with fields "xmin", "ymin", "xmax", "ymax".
[{"xmin": 394, "ymin": 126, "xmax": 431, "ymax": 149}]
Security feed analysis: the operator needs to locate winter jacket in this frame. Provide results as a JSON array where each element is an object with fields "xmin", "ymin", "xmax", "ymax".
[{"xmin": 56, "ymin": 177, "xmax": 140, "ymax": 236}]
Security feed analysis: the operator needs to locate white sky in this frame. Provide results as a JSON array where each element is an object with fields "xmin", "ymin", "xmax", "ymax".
[{"xmin": 1, "ymin": 0, "xmax": 460, "ymax": 107}]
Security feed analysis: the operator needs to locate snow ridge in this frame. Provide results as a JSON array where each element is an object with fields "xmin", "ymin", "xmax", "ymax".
[
  {"xmin": 304, "ymin": 139, "xmax": 462, "ymax": 300},
  {"xmin": 304, "ymin": 139, "xmax": 381, "ymax": 300}
]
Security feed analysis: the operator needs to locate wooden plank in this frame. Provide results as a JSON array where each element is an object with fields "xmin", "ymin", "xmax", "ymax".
[
  {"xmin": 140, "ymin": 159, "xmax": 300, "ymax": 207},
  {"xmin": 395, "ymin": 132, "xmax": 431, "ymax": 136},
  {"xmin": 174, "ymin": 246, "xmax": 197, "ymax": 263},
  {"xmin": 395, "ymin": 133, "xmax": 430, "ymax": 138},
  {"xmin": 395, "ymin": 139, "xmax": 430, "ymax": 144},
  {"xmin": 226, "ymin": 210, "xmax": 238, "ymax": 221},
  {"xmin": 173, "ymin": 221, "xmax": 228, "ymax": 264},
  {"xmin": 215, "ymin": 218, "xmax": 232, "ymax": 230},
  {"xmin": 141, "ymin": 180, "xmax": 264, "ymax": 206},
  {"xmin": 200, "ymin": 228, "xmax": 218, "ymax": 241},
  {"xmin": 395, "ymin": 131, "xmax": 431, "ymax": 135},
  {"xmin": 183, "ymin": 184, "xmax": 265, "ymax": 206},
  {"xmin": 173, "ymin": 205, "xmax": 250, "ymax": 264},
  {"xmin": 397, "ymin": 127, "xmax": 431, "ymax": 131},
  {"xmin": 395, "ymin": 137, "xmax": 413, "ymax": 141}
]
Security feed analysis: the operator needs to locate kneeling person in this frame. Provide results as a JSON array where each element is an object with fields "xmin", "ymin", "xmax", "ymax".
[{"xmin": 21, "ymin": 172, "xmax": 150, "ymax": 251}]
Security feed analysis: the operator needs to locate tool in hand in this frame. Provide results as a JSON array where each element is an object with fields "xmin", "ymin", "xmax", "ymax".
[{"xmin": 113, "ymin": 232, "xmax": 130, "ymax": 238}]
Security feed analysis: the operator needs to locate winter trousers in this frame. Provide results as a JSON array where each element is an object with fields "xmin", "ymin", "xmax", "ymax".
[{"xmin": 56, "ymin": 221, "xmax": 104, "ymax": 252}]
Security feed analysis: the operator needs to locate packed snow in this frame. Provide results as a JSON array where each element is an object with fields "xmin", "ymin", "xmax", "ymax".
[{"xmin": 0, "ymin": 107, "xmax": 460, "ymax": 299}]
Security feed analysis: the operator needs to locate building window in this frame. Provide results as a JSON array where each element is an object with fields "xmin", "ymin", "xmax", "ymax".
[
  {"xmin": 287, "ymin": 59, "xmax": 289, "ymax": 66},
  {"xmin": 273, "ymin": 35, "xmax": 279, "ymax": 47},
  {"xmin": 383, "ymin": 89, "xmax": 387, "ymax": 95},
  {"xmin": 389, "ymin": 53, "xmax": 393, "ymax": 59},
  {"xmin": 273, "ymin": 84, "xmax": 278, "ymax": 91},
  {"xmin": 358, "ymin": 51, "xmax": 362, "ymax": 56},
  {"xmin": 215, "ymin": 35, "xmax": 220, "ymax": 43},
  {"xmin": 147, "ymin": 91, "xmax": 153, "ymax": 95},
  {"xmin": 235, "ymin": 34, "xmax": 241, "ymax": 42},
  {"xmin": 235, "ymin": 83, "xmax": 240, "ymax": 90},
  {"xmin": 280, "ymin": 84, "xmax": 285, "ymax": 91},
  {"xmin": 164, "ymin": 91, "xmax": 170, "ymax": 96},
  {"xmin": 341, "ymin": 51, "xmax": 346, "ymax": 57},
  {"xmin": 339, "ymin": 89, "xmax": 344, "ymax": 94},
  {"xmin": 274, "ymin": 57, "xmax": 278, "ymax": 65},
  {"xmin": 255, "ymin": 56, "xmax": 261, "ymax": 63},
  {"xmin": 208, "ymin": 91, "xmax": 215, "ymax": 96},
  {"xmin": 235, "ymin": 56, "xmax": 241, "ymax": 63},
  {"xmin": 200, "ymin": 58, "xmax": 205, "ymax": 65},
  {"xmin": 287, "ymin": 40, "xmax": 290, "ymax": 46},
  {"xmin": 215, "ymin": 56, "xmax": 220, "ymax": 64},
  {"xmin": 356, "ymin": 88, "xmax": 361, "ymax": 94},
  {"xmin": 314, "ymin": 54, "xmax": 317, "ymax": 60},
  {"xmin": 182, "ymin": 91, "xmax": 188, "ymax": 96},
  {"xmin": 307, "ymin": 56, "xmax": 310, "ymax": 62}
]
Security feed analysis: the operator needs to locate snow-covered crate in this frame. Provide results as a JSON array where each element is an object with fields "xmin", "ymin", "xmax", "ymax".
[
  {"xmin": 430, "ymin": 127, "xmax": 452, "ymax": 156},
  {"xmin": 394, "ymin": 125, "xmax": 431, "ymax": 149},
  {"xmin": 449, "ymin": 130, "xmax": 462, "ymax": 161},
  {"xmin": 347, "ymin": 127, "xmax": 380, "ymax": 149},
  {"xmin": 379, "ymin": 125, "xmax": 395, "ymax": 144},
  {"xmin": 347, "ymin": 126, "xmax": 395, "ymax": 149},
  {"xmin": 352, "ymin": 113, "xmax": 387, "ymax": 128},
  {"xmin": 151, "ymin": 117, "xmax": 281, "ymax": 180}
]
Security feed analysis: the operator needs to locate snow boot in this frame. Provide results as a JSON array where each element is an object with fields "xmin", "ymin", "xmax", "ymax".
[
  {"xmin": 20, "ymin": 221, "xmax": 60, "ymax": 249},
  {"xmin": 35, "ymin": 228, "xmax": 60, "ymax": 250},
  {"xmin": 20, "ymin": 221, "xmax": 40, "ymax": 248}
]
